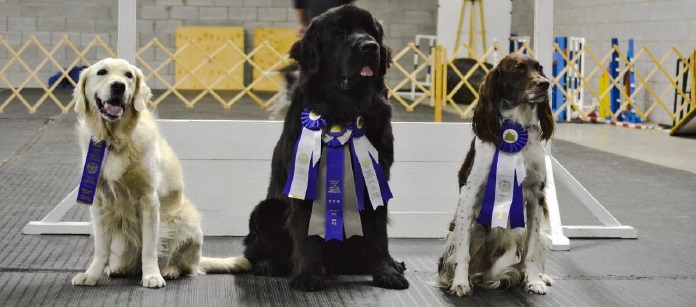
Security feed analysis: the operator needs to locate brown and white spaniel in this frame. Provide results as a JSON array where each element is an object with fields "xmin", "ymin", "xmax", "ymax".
[{"xmin": 438, "ymin": 53, "xmax": 555, "ymax": 296}]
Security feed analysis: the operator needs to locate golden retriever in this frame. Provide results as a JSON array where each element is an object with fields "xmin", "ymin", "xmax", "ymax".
[{"xmin": 71, "ymin": 58, "xmax": 249, "ymax": 288}]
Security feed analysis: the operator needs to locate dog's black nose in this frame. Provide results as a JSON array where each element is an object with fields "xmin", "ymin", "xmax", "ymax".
[
  {"xmin": 536, "ymin": 79, "xmax": 550, "ymax": 91},
  {"xmin": 111, "ymin": 82, "xmax": 126, "ymax": 94},
  {"xmin": 359, "ymin": 41, "xmax": 379, "ymax": 53}
]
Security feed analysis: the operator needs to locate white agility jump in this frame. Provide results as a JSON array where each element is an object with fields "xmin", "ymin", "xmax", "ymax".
[{"xmin": 23, "ymin": 121, "xmax": 636, "ymax": 251}]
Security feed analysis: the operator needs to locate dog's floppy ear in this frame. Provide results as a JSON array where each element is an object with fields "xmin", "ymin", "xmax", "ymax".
[
  {"xmin": 472, "ymin": 66, "xmax": 501, "ymax": 143},
  {"xmin": 132, "ymin": 65, "xmax": 151, "ymax": 112},
  {"xmin": 375, "ymin": 19, "xmax": 391, "ymax": 76},
  {"xmin": 73, "ymin": 66, "xmax": 91, "ymax": 113},
  {"xmin": 289, "ymin": 20, "xmax": 321, "ymax": 76},
  {"xmin": 538, "ymin": 101, "xmax": 555, "ymax": 141}
]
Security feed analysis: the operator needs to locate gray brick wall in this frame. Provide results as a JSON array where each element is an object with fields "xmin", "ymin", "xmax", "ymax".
[{"xmin": 0, "ymin": 0, "xmax": 438, "ymax": 89}]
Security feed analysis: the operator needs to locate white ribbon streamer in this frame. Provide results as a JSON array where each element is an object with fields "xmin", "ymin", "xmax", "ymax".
[
  {"xmin": 288, "ymin": 127, "xmax": 323, "ymax": 199},
  {"xmin": 352, "ymin": 135, "xmax": 384, "ymax": 209},
  {"xmin": 490, "ymin": 151, "xmax": 525, "ymax": 228}
]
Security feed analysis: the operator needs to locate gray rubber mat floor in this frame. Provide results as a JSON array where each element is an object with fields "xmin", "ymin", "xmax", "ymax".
[{"xmin": 2, "ymin": 93, "xmax": 696, "ymax": 306}]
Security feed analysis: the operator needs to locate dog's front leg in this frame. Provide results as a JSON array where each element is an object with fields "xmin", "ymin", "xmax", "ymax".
[
  {"xmin": 288, "ymin": 200, "xmax": 325, "ymax": 291},
  {"xmin": 72, "ymin": 205, "xmax": 112, "ymax": 286},
  {"xmin": 523, "ymin": 196, "xmax": 550, "ymax": 294},
  {"xmin": 362, "ymin": 206, "xmax": 409, "ymax": 289},
  {"xmin": 439, "ymin": 140, "xmax": 493, "ymax": 296},
  {"xmin": 140, "ymin": 192, "xmax": 165, "ymax": 288},
  {"xmin": 440, "ymin": 185, "xmax": 477, "ymax": 296}
]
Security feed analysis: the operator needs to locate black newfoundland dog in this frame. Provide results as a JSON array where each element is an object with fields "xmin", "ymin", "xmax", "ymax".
[{"xmin": 241, "ymin": 5, "xmax": 408, "ymax": 291}]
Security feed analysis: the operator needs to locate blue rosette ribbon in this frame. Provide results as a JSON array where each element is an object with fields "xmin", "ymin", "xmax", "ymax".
[
  {"xmin": 499, "ymin": 121, "xmax": 528, "ymax": 153},
  {"xmin": 477, "ymin": 120, "xmax": 528, "ymax": 229},
  {"xmin": 284, "ymin": 109, "xmax": 325, "ymax": 200}
]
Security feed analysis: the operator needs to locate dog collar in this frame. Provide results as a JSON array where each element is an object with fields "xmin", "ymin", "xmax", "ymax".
[{"xmin": 498, "ymin": 117, "xmax": 541, "ymax": 131}]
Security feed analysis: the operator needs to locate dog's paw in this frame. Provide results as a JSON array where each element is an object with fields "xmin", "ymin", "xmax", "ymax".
[
  {"xmin": 71, "ymin": 272, "xmax": 101, "ymax": 286},
  {"xmin": 142, "ymin": 274, "xmax": 166, "ymax": 288},
  {"xmin": 373, "ymin": 273, "xmax": 409, "ymax": 289},
  {"xmin": 541, "ymin": 273, "xmax": 554, "ymax": 286},
  {"xmin": 526, "ymin": 280, "xmax": 549, "ymax": 295},
  {"xmin": 161, "ymin": 266, "xmax": 181, "ymax": 280},
  {"xmin": 391, "ymin": 260, "xmax": 407, "ymax": 274},
  {"xmin": 449, "ymin": 281, "xmax": 473, "ymax": 297},
  {"xmin": 289, "ymin": 274, "xmax": 323, "ymax": 292}
]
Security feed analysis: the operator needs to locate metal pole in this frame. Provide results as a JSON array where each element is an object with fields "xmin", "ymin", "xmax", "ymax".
[
  {"xmin": 468, "ymin": 1, "xmax": 475, "ymax": 55},
  {"xmin": 691, "ymin": 50, "xmax": 696, "ymax": 108},
  {"xmin": 454, "ymin": 0, "xmax": 466, "ymax": 51},
  {"xmin": 533, "ymin": 0, "xmax": 553, "ymax": 86},
  {"xmin": 434, "ymin": 45, "xmax": 443, "ymax": 122},
  {"xmin": 118, "ymin": 0, "xmax": 137, "ymax": 64},
  {"xmin": 478, "ymin": 0, "xmax": 487, "ymax": 52}
]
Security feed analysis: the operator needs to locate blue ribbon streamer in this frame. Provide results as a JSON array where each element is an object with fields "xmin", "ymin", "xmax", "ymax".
[
  {"xmin": 325, "ymin": 144, "xmax": 345, "ymax": 241},
  {"xmin": 76, "ymin": 138, "xmax": 107, "ymax": 205},
  {"xmin": 477, "ymin": 150, "xmax": 499, "ymax": 226},
  {"xmin": 509, "ymin": 172, "xmax": 525, "ymax": 228},
  {"xmin": 348, "ymin": 144, "xmax": 392, "ymax": 210}
]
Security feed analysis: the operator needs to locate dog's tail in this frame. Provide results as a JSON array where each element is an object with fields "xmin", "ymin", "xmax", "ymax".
[
  {"xmin": 474, "ymin": 247, "xmax": 522, "ymax": 289},
  {"xmin": 199, "ymin": 256, "xmax": 251, "ymax": 274}
]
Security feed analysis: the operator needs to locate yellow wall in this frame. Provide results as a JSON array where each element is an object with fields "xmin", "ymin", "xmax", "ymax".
[
  {"xmin": 175, "ymin": 27, "xmax": 245, "ymax": 90},
  {"xmin": 252, "ymin": 28, "xmax": 297, "ymax": 91}
]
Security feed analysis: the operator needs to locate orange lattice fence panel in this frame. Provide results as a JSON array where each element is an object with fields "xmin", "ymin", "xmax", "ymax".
[{"xmin": 0, "ymin": 35, "xmax": 115, "ymax": 114}]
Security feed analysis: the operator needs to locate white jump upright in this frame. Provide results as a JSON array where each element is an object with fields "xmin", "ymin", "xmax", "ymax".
[
  {"xmin": 23, "ymin": 187, "xmax": 87, "ymax": 235},
  {"xmin": 545, "ymin": 155, "xmax": 637, "ymax": 240},
  {"xmin": 533, "ymin": 0, "xmax": 635, "ymax": 250}
]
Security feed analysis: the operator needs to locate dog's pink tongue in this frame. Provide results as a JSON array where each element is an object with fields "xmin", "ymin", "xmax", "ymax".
[
  {"xmin": 104, "ymin": 103, "xmax": 123, "ymax": 117},
  {"xmin": 360, "ymin": 66, "xmax": 374, "ymax": 77}
]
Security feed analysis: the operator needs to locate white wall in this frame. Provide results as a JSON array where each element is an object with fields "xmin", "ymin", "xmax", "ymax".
[{"xmin": 160, "ymin": 120, "xmax": 473, "ymax": 238}]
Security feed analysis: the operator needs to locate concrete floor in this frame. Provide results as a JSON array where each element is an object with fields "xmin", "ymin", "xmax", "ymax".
[
  {"xmin": 1, "ymin": 91, "xmax": 696, "ymax": 306},
  {"xmin": 554, "ymin": 123, "xmax": 696, "ymax": 175}
]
